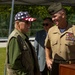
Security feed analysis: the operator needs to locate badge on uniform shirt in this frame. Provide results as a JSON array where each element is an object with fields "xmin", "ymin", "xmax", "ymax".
[{"xmin": 66, "ymin": 32, "xmax": 75, "ymax": 41}]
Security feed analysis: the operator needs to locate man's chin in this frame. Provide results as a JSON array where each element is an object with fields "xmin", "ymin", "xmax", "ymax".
[
  {"xmin": 55, "ymin": 22, "xmax": 58, "ymax": 26},
  {"xmin": 55, "ymin": 24, "xmax": 58, "ymax": 26}
]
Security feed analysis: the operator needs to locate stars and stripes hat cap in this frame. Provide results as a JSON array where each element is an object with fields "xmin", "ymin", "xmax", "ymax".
[{"xmin": 15, "ymin": 11, "xmax": 36, "ymax": 21}]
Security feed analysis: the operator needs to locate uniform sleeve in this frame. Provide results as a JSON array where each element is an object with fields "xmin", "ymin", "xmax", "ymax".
[
  {"xmin": 45, "ymin": 33, "xmax": 51, "ymax": 48},
  {"xmin": 8, "ymin": 37, "xmax": 24, "ymax": 70}
]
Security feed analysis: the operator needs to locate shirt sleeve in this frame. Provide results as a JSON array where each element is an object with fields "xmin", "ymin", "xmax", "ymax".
[
  {"xmin": 8, "ymin": 37, "xmax": 24, "ymax": 70},
  {"xmin": 45, "ymin": 33, "xmax": 51, "ymax": 48}
]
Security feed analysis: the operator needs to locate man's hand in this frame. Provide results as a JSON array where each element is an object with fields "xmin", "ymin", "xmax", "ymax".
[{"xmin": 46, "ymin": 59, "xmax": 53, "ymax": 70}]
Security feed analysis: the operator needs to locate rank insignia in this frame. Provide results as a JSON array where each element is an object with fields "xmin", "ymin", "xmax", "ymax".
[{"xmin": 66, "ymin": 32, "xmax": 75, "ymax": 41}]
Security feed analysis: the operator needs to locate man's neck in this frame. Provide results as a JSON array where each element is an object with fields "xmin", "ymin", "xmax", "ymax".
[{"xmin": 58, "ymin": 21, "xmax": 68, "ymax": 29}]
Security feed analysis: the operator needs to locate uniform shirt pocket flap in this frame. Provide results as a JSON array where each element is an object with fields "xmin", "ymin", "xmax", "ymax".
[
  {"xmin": 65, "ymin": 41, "xmax": 75, "ymax": 46},
  {"xmin": 51, "ymin": 40, "xmax": 58, "ymax": 46}
]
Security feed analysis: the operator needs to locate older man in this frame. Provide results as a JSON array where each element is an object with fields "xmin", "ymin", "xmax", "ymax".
[{"xmin": 6, "ymin": 11, "xmax": 40, "ymax": 75}]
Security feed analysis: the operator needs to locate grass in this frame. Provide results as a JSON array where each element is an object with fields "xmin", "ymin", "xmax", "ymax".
[{"xmin": 0, "ymin": 47, "xmax": 6, "ymax": 75}]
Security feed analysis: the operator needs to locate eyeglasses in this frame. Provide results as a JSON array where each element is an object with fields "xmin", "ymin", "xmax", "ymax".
[{"xmin": 42, "ymin": 23, "xmax": 49, "ymax": 26}]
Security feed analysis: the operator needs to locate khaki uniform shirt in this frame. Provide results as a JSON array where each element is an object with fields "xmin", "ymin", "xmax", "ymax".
[{"xmin": 45, "ymin": 25, "xmax": 75, "ymax": 60}]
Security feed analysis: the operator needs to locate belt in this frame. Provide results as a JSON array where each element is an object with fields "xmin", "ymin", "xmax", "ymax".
[{"xmin": 54, "ymin": 59, "xmax": 75, "ymax": 64}]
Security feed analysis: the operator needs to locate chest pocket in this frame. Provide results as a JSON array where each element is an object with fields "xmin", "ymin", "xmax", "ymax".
[
  {"xmin": 51, "ymin": 40, "xmax": 58, "ymax": 46},
  {"xmin": 50, "ymin": 37, "xmax": 58, "ymax": 48},
  {"xmin": 65, "ymin": 40, "xmax": 75, "ymax": 46},
  {"xmin": 50, "ymin": 33, "xmax": 59, "ymax": 47}
]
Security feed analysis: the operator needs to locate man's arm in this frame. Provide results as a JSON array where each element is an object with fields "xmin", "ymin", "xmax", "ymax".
[
  {"xmin": 8, "ymin": 37, "xmax": 26, "ymax": 71},
  {"xmin": 45, "ymin": 47, "xmax": 53, "ymax": 70}
]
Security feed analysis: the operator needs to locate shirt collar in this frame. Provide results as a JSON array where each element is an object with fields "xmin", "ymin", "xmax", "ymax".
[
  {"xmin": 14, "ymin": 29, "xmax": 28, "ymax": 40},
  {"xmin": 53, "ymin": 24, "xmax": 73, "ymax": 34}
]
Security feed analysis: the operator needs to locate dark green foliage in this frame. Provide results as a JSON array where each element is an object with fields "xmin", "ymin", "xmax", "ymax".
[
  {"xmin": 0, "ymin": 5, "xmax": 50, "ymax": 37},
  {"xmin": 0, "ymin": 5, "xmax": 75, "ymax": 37}
]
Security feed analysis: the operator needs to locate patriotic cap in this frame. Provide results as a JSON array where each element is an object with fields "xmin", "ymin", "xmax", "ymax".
[{"xmin": 15, "ymin": 11, "xmax": 36, "ymax": 21}]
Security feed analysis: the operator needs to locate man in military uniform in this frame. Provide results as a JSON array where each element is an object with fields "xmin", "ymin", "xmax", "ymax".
[
  {"xmin": 45, "ymin": 2, "xmax": 75, "ymax": 75},
  {"xmin": 6, "ymin": 11, "xmax": 40, "ymax": 75}
]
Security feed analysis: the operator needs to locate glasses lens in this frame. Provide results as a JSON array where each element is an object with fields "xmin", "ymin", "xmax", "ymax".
[{"xmin": 43, "ymin": 23, "xmax": 49, "ymax": 26}]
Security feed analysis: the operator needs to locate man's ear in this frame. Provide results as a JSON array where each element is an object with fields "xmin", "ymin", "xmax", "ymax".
[
  {"xmin": 62, "ymin": 12, "xmax": 66, "ymax": 19},
  {"xmin": 15, "ymin": 21, "xmax": 19, "ymax": 24},
  {"xmin": 15, "ymin": 21, "xmax": 20, "ymax": 28}
]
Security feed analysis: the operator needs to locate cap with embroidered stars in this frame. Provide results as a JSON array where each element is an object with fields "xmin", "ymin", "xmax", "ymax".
[
  {"xmin": 48, "ymin": 2, "xmax": 63, "ymax": 15},
  {"xmin": 15, "ymin": 11, "xmax": 36, "ymax": 21}
]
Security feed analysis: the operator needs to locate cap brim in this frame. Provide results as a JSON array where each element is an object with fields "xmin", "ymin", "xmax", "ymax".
[{"xmin": 23, "ymin": 17, "xmax": 36, "ymax": 22}]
